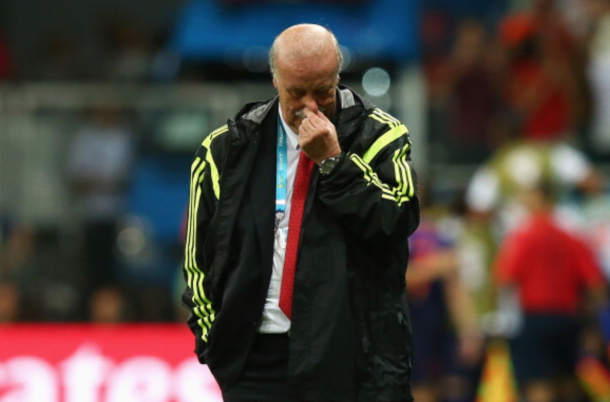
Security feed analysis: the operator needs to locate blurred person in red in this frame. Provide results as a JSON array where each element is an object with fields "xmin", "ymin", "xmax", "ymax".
[
  {"xmin": 0, "ymin": 33, "xmax": 13, "ymax": 81},
  {"xmin": 494, "ymin": 182, "xmax": 607, "ymax": 402},
  {"xmin": 498, "ymin": 0, "xmax": 586, "ymax": 142}
]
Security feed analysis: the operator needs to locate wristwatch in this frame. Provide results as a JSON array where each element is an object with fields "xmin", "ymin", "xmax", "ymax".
[{"xmin": 319, "ymin": 153, "xmax": 344, "ymax": 176}]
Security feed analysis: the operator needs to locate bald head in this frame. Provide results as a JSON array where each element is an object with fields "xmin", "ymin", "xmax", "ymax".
[
  {"xmin": 270, "ymin": 24, "xmax": 342, "ymax": 133},
  {"xmin": 269, "ymin": 24, "xmax": 343, "ymax": 80}
]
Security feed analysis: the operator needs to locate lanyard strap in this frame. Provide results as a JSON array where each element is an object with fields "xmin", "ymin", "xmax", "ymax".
[{"xmin": 276, "ymin": 118, "xmax": 288, "ymax": 214}]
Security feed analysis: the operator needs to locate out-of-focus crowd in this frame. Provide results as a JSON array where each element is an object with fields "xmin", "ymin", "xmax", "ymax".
[
  {"xmin": 411, "ymin": 1, "xmax": 610, "ymax": 402},
  {"xmin": 0, "ymin": 12, "xmax": 182, "ymax": 84},
  {"xmin": 0, "ymin": 13, "xmax": 186, "ymax": 325},
  {"xmin": 2, "ymin": 0, "xmax": 610, "ymax": 401}
]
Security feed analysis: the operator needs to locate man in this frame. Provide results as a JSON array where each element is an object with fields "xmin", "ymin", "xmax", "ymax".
[
  {"xmin": 494, "ymin": 182, "xmax": 606, "ymax": 402},
  {"xmin": 182, "ymin": 24, "xmax": 420, "ymax": 402}
]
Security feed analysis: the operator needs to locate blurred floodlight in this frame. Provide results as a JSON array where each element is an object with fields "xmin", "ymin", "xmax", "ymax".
[
  {"xmin": 362, "ymin": 67, "xmax": 391, "ymax": 97},
  {"xmin": 243, "ymin": 46, "xmax": 269, "ymax": 73},
  {"xmin": 117, "ymin": 227, "xmax": 146, "ymax": 257}
]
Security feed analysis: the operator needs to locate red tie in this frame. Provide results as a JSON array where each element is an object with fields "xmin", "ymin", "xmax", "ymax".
[{"xmin": 279, "ymin": 152, "xmax": 314, "ymax": 320}]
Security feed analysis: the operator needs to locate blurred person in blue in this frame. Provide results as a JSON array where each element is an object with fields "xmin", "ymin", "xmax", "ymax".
[
  {"xmin": 182, "ymin": 24, "xmax": 420, "ymax": 402},
  {"xmin": 67, "ymin": 102, "xmax": 136, "ymax": 310},
  {"xmin": 407, "ymin": 184, "xmax": 484, "ymax": 402}
]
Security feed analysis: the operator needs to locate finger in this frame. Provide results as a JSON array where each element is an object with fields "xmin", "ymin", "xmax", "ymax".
[
  {"xmin": 299, "ymin": 114, "xmax": 314, "ymax": 132},
  {"xmin": 306, "ymin": 108, "xmax": 327, "ymax": 126},
  {"xmin": 316, "ymin": 110, "xmax": 330, "ymax": 123},
  {"xmin": 298, "ymin": 119, "xmax": 312, "ymax": 136},
  {"xmin": 304, "ymin": 108, "xmax": 316, "ymax": 119}
]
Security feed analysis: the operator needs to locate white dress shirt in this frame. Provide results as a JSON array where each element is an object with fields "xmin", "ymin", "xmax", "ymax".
[{"xmin": 257, "ymin": 107, "xmax": 301, "ymax": 333}]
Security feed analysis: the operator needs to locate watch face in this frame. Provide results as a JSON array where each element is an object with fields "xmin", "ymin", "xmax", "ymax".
[{"xmin": 320, "ymin": 155, "xmax": 341, "ymax": 175}]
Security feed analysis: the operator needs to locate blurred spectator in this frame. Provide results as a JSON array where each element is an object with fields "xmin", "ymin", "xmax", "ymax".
[
  {"xmin": 0, "ymin": 33, "xmax": 14, "ymax": 81},
  {"xmin": 0, "ymin": 280, "xmax": 21, "ymax": 323},
  {"xmin": 0, "ymin": 213, "xmax": 36, "ymax": 279},
  {"xmin": 430, "ymin": 18, "xmax": 504, "ymax": 163},
  {"xmin": 437, "ymin": 192, "xmax": 501, "ymax": 336},
  {"xmin": 67, "ymin": 102, "xmax": 136, "ymax": 304},
  {"xmin": 101, "ymin": 16, "xmax": 153, "ymax": 82},
  {"xmin": 421, "ymin": 10, "xmax": 453, "ymax": 81},
  {"xmin": 464, "ymin": 137, "xmax": 605, "ymax": 345},
  {"xmin": 131, "ymin": 286, "xmax": 175, "ymax": 322},
  {"xmin": 34, "ymin": 31, "xmax": 89, "ymax": 82},
  {"xmin": 494, "ymin": 182, "xmax": 607, "ymax": 402},
  {"xmin": 421, "ymin": 9, "xmax": 456, "ymax": 163},
  {"xmin": 407, "ymin": 185, "xmax": 484, "ymax": 402},
  {"xmin": 582, "ymin": 0, "xmax": 610, "ymax": 159},
  {"xmin": 577, "ymin": 188, "xmax": 610, "ymax": 282},
  {"xmin": 150, "ymin": 32, "xmax": 181, "ymax": 83},
  {"xmin": 88, "ymin": 285, "xmax": 129, "ymax": 323},
  {"xmin": 557, "ymin": 170, "xmax": 610, "ymax": 284},
  {"xmin": 498, "ymin": 0, "xmax": 586, "ymax": 142}
]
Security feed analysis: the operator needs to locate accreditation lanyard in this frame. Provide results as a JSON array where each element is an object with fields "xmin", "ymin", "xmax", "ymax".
[{"xmin": 275, "ymin": 119, "xmax": 288, "ymax": 230}]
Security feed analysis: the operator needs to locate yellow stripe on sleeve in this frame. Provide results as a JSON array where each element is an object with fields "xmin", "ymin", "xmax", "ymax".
[
  {"xmin": 351, "ymin": 155, "xmax": 396, "ymax": 199},
  {"xmin": 352, "ymin": 136, "xmax": 414, "ymax": 205},
  {"xmin": 183, "ymin": 125, "xmax": 230, "ymax": 342},
  {"xmin": 362, "ymin": 124, "xmax": 409, "ymax": 164},
  {"xmin": 186, "ymin": 158, "xmax": 206, "ymax": 301},
  {"xmin": 201, "ymin": 125, "xmax": 228, "ymax": 200}
]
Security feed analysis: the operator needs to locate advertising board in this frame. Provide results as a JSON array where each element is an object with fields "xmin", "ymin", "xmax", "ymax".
[{"xmin": 0, "ymin": 324, "xmax": 222, "ymax": 402}]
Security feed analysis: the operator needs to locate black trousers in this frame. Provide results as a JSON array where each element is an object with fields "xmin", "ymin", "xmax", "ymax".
[
  {"xmin": 222, "ymin": 333, "xmax": 413, "ymax": 402},
  {"xmin": 222, "ymin": 332, "xmax": 297, "ymax": 402}
]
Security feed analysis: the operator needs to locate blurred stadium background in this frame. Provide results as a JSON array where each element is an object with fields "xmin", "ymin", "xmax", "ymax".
[{"xmin": 2, "ymin": 0, "xmax": 610, "ymax": 401}]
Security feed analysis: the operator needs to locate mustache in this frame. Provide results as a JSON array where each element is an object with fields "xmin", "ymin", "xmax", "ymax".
[{"xmin": 295, "ymin": 107, "xmax": 327, "ymax": 118}]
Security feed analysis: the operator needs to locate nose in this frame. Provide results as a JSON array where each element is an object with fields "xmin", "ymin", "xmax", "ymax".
[{"xmin": 302, "ymin": 95, "xmax": 319, "ymax": 114}]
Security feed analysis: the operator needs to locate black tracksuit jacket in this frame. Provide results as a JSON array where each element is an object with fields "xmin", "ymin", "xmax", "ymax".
[{"xmin": 182, "ymin": 86, "xmax": 420, "ymax": 402}]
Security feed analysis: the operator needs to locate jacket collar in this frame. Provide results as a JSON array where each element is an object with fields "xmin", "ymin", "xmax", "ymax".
[{"xmin": 237, "ymin": 85, "xmax": 366, "ymax": 129}]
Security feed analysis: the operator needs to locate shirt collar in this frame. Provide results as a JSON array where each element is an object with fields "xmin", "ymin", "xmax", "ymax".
[{"xmin": 278, "ymin": 105, "xmax": 300, "ymax": 150}]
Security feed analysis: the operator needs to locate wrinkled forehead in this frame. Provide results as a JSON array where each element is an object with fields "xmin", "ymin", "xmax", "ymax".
[{"xmin": 275, "ymin": 54, "xmax": 338, "ymax": 82}]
